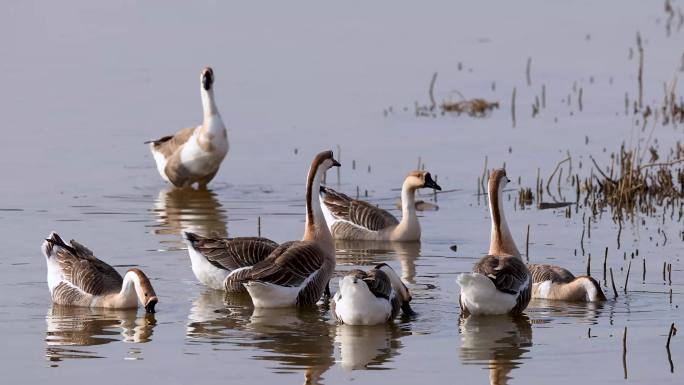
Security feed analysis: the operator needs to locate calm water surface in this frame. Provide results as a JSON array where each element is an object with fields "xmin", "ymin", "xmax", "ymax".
[{"xmin": 0, "ymin": 1, "xmax": 682, "ymax": 384}]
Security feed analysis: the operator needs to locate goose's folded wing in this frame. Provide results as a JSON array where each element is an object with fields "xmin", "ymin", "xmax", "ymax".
[
  {"xmin": 473, "ymin": 255, "xmax": 529, "ymax": 295},
  {"xmin": 185, "ymin": 232, "xmax": 279, "ymax": 270},
  {"xmin": 50, "ymin": 236, "xmax": 123, "ymax": 296},
  {"xmin": 147, "ymin": 126, "xmax": 196, "ymax": 157},
  {"xmin": 362, "ymin": 269, "xmax": 393, "ymax": 300},
  {"xmin": 321, "ymin": 187, "xmax": 399, "ymax": 231},
  {"xmin": 246, "ymin": 241, "xmax": 325, "ymax": 287},
  {"xmin": 527, "ymin": 263, "xmax": 575, "ymax": 283}
]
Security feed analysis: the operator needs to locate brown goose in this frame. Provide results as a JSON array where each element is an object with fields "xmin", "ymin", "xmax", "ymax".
[
  {"xmin": 183, "ymin": 232, "xmax": 278, "ymax": 292},
  {"xmin": 320, "ymin": 170, "xmax": 441, "ymax": 241},
  {"xmin": 242, "ymin": 150, "xmax": 341, "ymax": 308},
  {"xmin": 147, "ymin": 67, "xmax": 228, "ymax": 189},
  {"xmin": 42, "ymin": 232, "xmax": 158, "ymax": 312},
  {"xmin": 528, "ymin": 264, "xmax": 606, "ymax": 302},
  {"xmin": 457, "ymin": 169, "xmax": 531, "ymax": 316},
  {"xmin": 331, "ymin": 263, "xmax": 414, "ymax": 325}
]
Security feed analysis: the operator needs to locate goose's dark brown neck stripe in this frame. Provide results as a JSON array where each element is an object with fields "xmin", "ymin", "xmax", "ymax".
[{"xmin": 489, "ymin": 173, "xmax": 504, "ymax": 236}]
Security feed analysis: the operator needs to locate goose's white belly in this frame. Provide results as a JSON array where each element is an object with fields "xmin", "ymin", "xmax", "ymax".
[
  {"xmin": 334, "ymin": 277, "xmax": 392, "ymax": 325},
  {"xmin": 180, "ymin": 132, "xmax": 228, "ymax": 175},
  {"xmin": 186, "ymin": 240, "xmax": 230, "ymax": 290},
  {"xmin": 457, "ymin": 273, "xmax": 518, "ymax": 315}
]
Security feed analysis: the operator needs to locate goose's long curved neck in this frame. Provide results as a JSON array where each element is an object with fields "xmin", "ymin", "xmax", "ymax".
[
  {"xmin": 115, "ymin": 271, "xmax": 142, "ymax": 307},
  {"xmin": 399, "ymin": 179, "xmax": 418, "ymax": 228},
  {"xmin": 303, "ymin": 163, "xmax": 334, "ymax": 250},
  {"xmin": 488, "ymin": 181, "xmax": 520, "ymax": 258},
  {"xmin": 201, "ymin": 88, "xmax": 220, "ymax": 121}
]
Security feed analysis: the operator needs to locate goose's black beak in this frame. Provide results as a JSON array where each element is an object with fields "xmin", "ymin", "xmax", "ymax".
[
  {"xmin": 145, "ymin": 297, "xmax": 158, "ymax": 313},
  {"xmin": 424, "ymin": 174, "xmax": 442, "ymax": 191},
  {"xmin": 332, "ymin": 158, "xmax": 341, "ymax": 167}
]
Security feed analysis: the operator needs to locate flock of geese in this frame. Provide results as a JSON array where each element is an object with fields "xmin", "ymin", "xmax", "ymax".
[{"xmin": 41, "ymin": 67, "xmax": 606, "ymax": 327}]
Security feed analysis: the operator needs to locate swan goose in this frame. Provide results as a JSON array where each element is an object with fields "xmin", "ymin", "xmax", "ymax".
[
  {"xmin": 147, "ymin": 67, "xmax": 228, "ymax": 189},
  {"xmin": 320, "ymin": 170, "xmax": 441, "ymax": 241},
  {"xmin": 183, "ymin": 231, "xmax": 278, "ymax": 292},
  {"xmin": 527, "ymin": 264, "xmax": 606, "ymax": 302},
  {"xmin": 332, "ymin": 263, "xmax": 414, "ymax": 325},
  {"xmin": 457, "ymin": 169, "xmax": 531, "ymax": 316},
  {"xmin": 241, "ymin": 150, "xmax": 341, "ymax": 308},
  {"xmin": 42, "ymin": 232, "xmax": 158, "ymax": 312}
]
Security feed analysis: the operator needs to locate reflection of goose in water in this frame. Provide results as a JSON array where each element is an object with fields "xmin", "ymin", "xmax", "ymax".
[
  {"xmin": 151, "ymin": 187, "xmax": 228, "ymax": 239},
  {"xmin": 335, "ymin": 323, "xmax": 408, "ymax": 371},
  {"xmin": 185, "ymin": 290, "xmax": 334, "ymax": 384},
  {"xmin": 528, "ymin": 298, "xmax": 605, "ymax": 325},
  {"xmin": 459, "ymin": 315, "xmax": 532, "ymax": 385},
  {"xmin": 334, "ymin": 240, "xmax": 420, "ymax": 284},
  {"xmin": 45, "ymin": 305, "xmax": 156, "ymax": 363}
]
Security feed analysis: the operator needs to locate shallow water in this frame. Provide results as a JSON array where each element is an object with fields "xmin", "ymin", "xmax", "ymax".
[{"xmin": 1, "ymin": 1, "xmax": 683, "ymax": 384}]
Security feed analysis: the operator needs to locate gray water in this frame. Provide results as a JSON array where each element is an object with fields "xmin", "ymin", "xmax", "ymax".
[{"xmin": 0, "ymin": 1, "xmax": 682, "ymax": 384}]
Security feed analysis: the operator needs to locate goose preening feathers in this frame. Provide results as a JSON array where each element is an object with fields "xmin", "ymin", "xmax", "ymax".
[
  {"xmin": 527, "ymin": 264, "xmax": 606, "ymax": 302},
  {"xmin": 147, "ymin": 67, "xmax": 229, "ymax": 188},
  {"xmin": 42, "ymin": 232, "xmax": 158, "ymax": 312},
  {"xmin": 332, "ymin": 263, "xmax": 414, "ymax": 325},
  {"xmin": 457, "ymin": 169, "xmax": 531, "ymax": 316},
  {"xmin": 320, "ymin": 170, "xmax": 441, "ymax": 241},
  {"xmin": 240, "ymin": 150, "xmax": 341, "ymax": 308},
  {"xmin": 183, "ymin": 232, "xmax": 278, "ymax": 292}
]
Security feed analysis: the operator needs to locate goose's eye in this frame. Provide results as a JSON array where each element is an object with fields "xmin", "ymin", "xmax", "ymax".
[{"xmin": 144, "ymin": 293, "xmax": 149, "ymax": 297}]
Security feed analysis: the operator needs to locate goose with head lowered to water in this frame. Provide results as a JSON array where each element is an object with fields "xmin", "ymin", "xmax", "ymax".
[
  {"xmin": 146, "ymin": 67, "xmax": 228, "ymax": 189},
  {"xmin": 42, "ymin": 232, "xmax": 158, "ymax": 313},
  {"xmin": 320, "ymin": 170, "xmax": 441, "ymax": 241},
  {"xmin": 241, "ymin": 150, "xmax": 341, "ymax": 308},
  {"xmin": 332, "ymin": 263, "xmax": 414, "ymax": 325},
  {"xmin": 457, "ymin": 169, "xmax": 531, "ymax": 316}
]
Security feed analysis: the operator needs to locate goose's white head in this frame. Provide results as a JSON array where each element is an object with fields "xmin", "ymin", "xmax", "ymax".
[
  {"xmin": 404, "ymin": 170, "xmax": 442, "ymax": 191},
  {"xmin": 201, "ymin": 67, "xmax": 214, "ymax": 91}
]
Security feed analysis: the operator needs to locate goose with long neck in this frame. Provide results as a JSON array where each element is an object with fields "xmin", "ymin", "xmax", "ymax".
[
  {"xmin": 320, "ymin": 170, "xmax": 441, "ymax": 241},
  {"xmin": 42, "ymin": 232, "xmax": 158, "ymax": 312},
  {"xmin": 242, "ymin": 150, "xmax": 341, "ymax": 308},
  {"xmin": 147, "ymin": 67, "xmax": 229, "ymax": 189},
  {"xmin": 456, "ymin": 169, "xmax": 531, "ymax": 316}
]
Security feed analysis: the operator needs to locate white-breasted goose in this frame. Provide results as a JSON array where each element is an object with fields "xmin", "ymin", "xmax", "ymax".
[
  {"xmin": 147, "ymin": 67, "xmax": 229, "ymax": 189},
  {"xmin": 241, "ymin": 150, "xmax": 341, "ymax": 308},
  {"xmin": 320, "ymin": 170, "xmax": 441, "ymax": 241},
  {"xmin": 331, "ymin": 263, "xmax": 414, "ymax": 325},
  {"xmin": 528, "ymin": 264, "xmax": 607, "ymax": 302},
  {"xmin": 183, "ymin": 231, "xmax": 279, "ymax": 292},
  {"xmin": 42, "ymin": 232, "xmax": 158, "ymax": 312},
  {"xmin": 457, "ymin": 169, "xmax": 531, "ymax": 316}
]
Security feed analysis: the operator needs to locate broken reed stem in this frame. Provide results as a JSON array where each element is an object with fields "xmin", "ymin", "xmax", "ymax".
[
  {"xmin": 578, "ymin": 88, "xmax": 583, "ymax": 111},
  {"xmin": 336, "ymin": 144, "xmax": 341, "ymax": 185},
  {"xmin": 668, "ymin": 263, "xmax": 672, "ymax": 286},
  {"xmin": 580, "ymin": 227, "xmax": 585, "ymax": 255},
  {"xmin": 663, "ymin": 261, "xmax": 667, "ymax": 281},
  {"xmin": 642, "ymin": 259, "xmax": 646, "ymax": 282},
  {"xmin": 624, "ymin": 260, "xmax": 632, "ymax": 294},
  {"xmin": 637, "ymin": 32, "xmax": 644, "ymax": 110},
  {"xmin": 526, "ymin": 224, "xmax": 530, "ymax": 262},
  {"xmin": 526, "ymin": 57, "xmax": 532, "ymax": 86},
  {"xmin": 428, "ymin": 72, "xmax": 438, "ymax": 110},
  {"xmin": 623, "ymin": 326, "xmax": 628, "ymax": 380},
  {"xmin": 545, "ymin": 157, "xmax": 571, "ymax": 194},
  {"xmin": 666, "ymin": 323, "xmax": 675, "ymax": 350},
  {"xmin": 603, "ymin": 247, "xmax": 608, "ymax": 283},
  {"xmin": 257, "ymin": 216, "xmax": 261, "ymax": 237},
  {"xmin": 587, "ymin": 253, "xmax": 591, "ymax": 276},
  {"xmin": 511, "ymin": 87, "xmax": 517, "ymax": 128},
  {"xmin": 542, "ymin": 84, "xmax": 546, "ymax": 108},
  {"xmin": 610, "ymin": 267, "xmax": 619, "ymax": 298}
]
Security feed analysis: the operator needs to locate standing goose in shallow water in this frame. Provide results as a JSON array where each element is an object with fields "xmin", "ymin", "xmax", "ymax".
[
  {"xmin": 183, "ymin": 232, "xmax": 278, "ymax": 292},
  {"xmin": 320, "ymin": 170, "xmax": 441, "ymax": 241},
  {"xmin": 527, "ymin": 264, "xmax": 606, "ymax": 302},
  {"xmin": 42, "ymin": 232, "xmax": 158, "ymax": 312},
  {"xmin": 147, "ymin": 67, "xmax": 229, "ymax": 189},
  {"xmin": 457, "ymin": 169, "xmax": 531, "ymax": 316},
  {"xmin": 332, "ymin": 263, "xmax": 414, "ymax": 325},
  {"xmin": 242, "ymin": 150, "xmax": 341, "ymax": 308}
]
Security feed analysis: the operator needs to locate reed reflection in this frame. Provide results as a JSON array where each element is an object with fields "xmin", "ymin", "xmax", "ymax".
[
  {"xmin": 152, "ymin": 187, "xmax": 228, "ymax": 239},
  {"xmin": 527, "ymin": 299, "xmax": 605, "ymax": 326},
  {"xmin": 186, "ymin": 290, "xmax": 334, "ymax": 384},
  {"xmin": 45, "ymin": 305, "xmax": 156, "ymax": 364},
  {"xmin": 459, "ymin": 315, "xmax": 532, "ymax": 385},
  {"xmin": 334, "ymin": 240, "xmax": 420, "ymax": 284}
]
